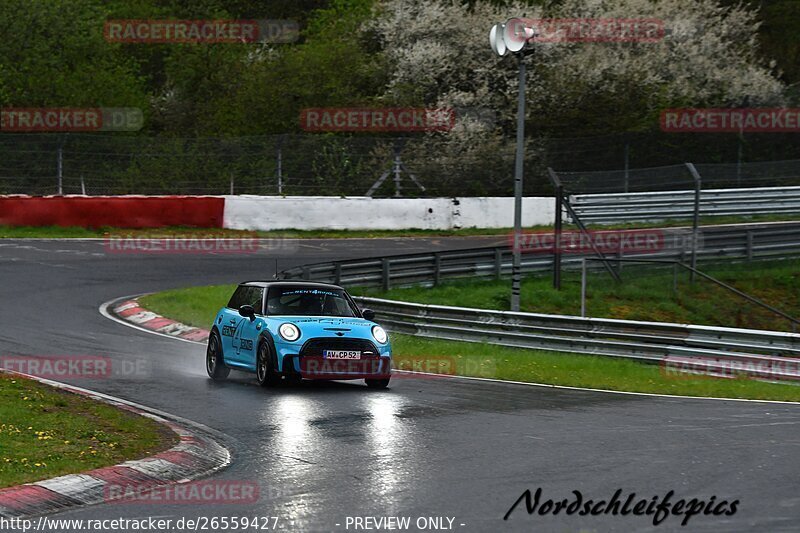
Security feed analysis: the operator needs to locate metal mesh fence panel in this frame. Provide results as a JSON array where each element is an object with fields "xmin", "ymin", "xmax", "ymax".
[
  {"xmin": 1, "ymin": 132, "xmax": 799, "ymax": 197},
  {"xmin": 555, "ymin": 164, "xmax": 694, "ymax": 195}
]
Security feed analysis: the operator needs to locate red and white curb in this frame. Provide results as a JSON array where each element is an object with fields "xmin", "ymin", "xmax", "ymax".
[
  {"xmin": 106, "ymin": 298, "xmax": 211, "ymax": 343},
  {"xmin": 0, "ymin": 371, "xmax": 230, "ymax": 518}
]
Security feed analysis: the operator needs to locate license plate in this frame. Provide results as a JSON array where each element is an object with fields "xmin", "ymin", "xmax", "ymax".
[{"xmin": 324, "ymin": 350, "xmax": 361, "ymax": 360}]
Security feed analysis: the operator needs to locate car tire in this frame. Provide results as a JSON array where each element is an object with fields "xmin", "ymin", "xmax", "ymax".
[
  {"xmin": 365, "ymin": 378, "xmax": 390, "ymax": 389},
  {"xmin": 206, "ymin": 330, "xmax": 230, "ymax": 380},
  {"xmin": 256, "ymin": 341, "xmax": 281, "ymax": 387}
]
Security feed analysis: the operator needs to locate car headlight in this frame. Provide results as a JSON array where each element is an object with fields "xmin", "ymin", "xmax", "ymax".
[
  {"xmin": 371, "ymin": 325, "xmax": 388, "ymax": 344},
  {"xmin": 279, "ymin": 323, "xmax": 301, "ymax": 342}
]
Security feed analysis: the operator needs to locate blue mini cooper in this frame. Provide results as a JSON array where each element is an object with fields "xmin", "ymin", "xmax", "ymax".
[{"xmin": 206, "ymin": 281, "xmax": 392, "ymax": 389}]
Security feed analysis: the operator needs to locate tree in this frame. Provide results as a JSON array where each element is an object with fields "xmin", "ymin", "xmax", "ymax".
[
  {"xmin": 0, "ymin": 0, "xmax": 147, "ymax": 109},
  {"xmin": 370, "ymin": 0, "xmax": 787, "ymax": 136},
  {"xmin": 200, "ymin": 0, "xmax": 386, "ymax": 135}
]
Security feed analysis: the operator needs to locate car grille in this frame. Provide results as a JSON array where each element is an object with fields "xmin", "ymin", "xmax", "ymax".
[{"xmin": 300, "ymin": 338, "xmax": 379, "ymax": 358}]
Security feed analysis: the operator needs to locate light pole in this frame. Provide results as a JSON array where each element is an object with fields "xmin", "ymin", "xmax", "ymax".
[{"xmin": 490, "ymin": 18, "xmax": 536, "ymax": 312}]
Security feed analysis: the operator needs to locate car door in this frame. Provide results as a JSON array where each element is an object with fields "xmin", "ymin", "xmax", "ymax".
[
  {"xmin": 220, "ymin": 285, "xmax": 248, "ymax": 365},
  {"xmin": 226, "ymin": 286, "xmax": 263, "ymax": 368}
]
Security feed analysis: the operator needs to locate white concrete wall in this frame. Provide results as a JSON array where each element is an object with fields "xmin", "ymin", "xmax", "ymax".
[
  {"xmin": 223, "ymin": 196, "xmax": 554, "ymax": 231},
  {"xmin": 454, "ymin": 197, "xmax": 554, "ymax": 229}
]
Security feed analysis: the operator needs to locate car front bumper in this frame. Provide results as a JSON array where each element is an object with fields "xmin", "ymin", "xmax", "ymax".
[{"xmin": 281, "ymin": 354, "xmax": 392, "ymax": 380}]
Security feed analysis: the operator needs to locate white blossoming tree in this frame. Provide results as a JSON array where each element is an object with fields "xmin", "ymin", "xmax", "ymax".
[
  {"xmin": 371, "ymin": 0, "xmax": 785, "ymax": 133},
  {"xmin": 365, "ymin": 0, "xmax": 786, "ymax": 193}
]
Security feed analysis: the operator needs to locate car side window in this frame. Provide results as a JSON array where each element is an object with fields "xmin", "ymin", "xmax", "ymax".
[
  {"xmin": 247, "ymin": 287, "xmax": 264, "ymax": 314},
  {"xmin": 227, "ymin": 286, "xmax": 249, "ymax": 309}
]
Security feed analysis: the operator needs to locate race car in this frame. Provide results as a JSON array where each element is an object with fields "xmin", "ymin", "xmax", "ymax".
[{"xmin": 206, "ymin": 281, "xmax": 392, "ymax": 388}]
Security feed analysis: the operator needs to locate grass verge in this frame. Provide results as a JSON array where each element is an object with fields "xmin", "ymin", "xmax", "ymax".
[
  {"xmin": 0, "ymin": 373, "xmax": 177, "ymax": 488},
  {"xmin": 0, "ymin": 225, "xmax": 506, "ymax": 239},
  {"xmin": 0, "ymin": 213, "xmax": 796, "ymax": 239},
  {"xmin": 392, "ymin": 334, "xmax": 800, "ymax": 402},
  {"xmin": 139, "ymin": 284, "xmax": 800, "ymax": 403},
  {"xmin": 141, "ymin": 284, "xmax": 235, "ymax": 328}
]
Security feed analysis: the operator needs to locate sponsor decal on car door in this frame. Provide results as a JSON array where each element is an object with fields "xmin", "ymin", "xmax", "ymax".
[
  {"xmin": 232, "ymin": 318, "xmax": 258, "ymax": 366},
  {"xmin": 219, "ymin": 311, "xmax": 255, "ymax": 365}
]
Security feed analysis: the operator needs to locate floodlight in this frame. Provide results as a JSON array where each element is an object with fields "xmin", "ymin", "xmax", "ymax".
[
  {"xmin": 489, "ymin": 23, "xmax": 507, "ymax": 57},
  {"xmin": 504, "ymin": 18, "xmax": 534, "ymax": 52}
]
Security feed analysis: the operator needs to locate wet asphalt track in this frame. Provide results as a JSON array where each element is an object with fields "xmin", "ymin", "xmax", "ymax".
[{"xmin": 0, "ymin": 237, "xmax": 798, "ymax": 533}]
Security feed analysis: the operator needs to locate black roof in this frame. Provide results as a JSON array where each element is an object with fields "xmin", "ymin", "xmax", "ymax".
[{"xmin": 239, "ymin": 280, "xmax": 345, "ymax": 290}]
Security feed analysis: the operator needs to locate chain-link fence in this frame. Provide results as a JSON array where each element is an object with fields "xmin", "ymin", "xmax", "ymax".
[
  {"xmin": 541, "ymin": 131, "xmax": 800, "ymax": 173},
  {"xmin": 1, "ymin": 131, "xmax": 799, "ymax": 197},
  {"xmin": 553, "ymin": 159, "xmax": 800, "ymax": 195},
  {"xmin": 0, "ymin": 133, "xmax": 531, "ymax": 197}
]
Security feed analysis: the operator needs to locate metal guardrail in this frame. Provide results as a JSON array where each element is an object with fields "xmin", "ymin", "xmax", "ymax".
[
  {"xmin": 279, "ymin": 221, "xmax": 800, "ymax": 377},
  {"xmin": 569, "ymin": 186, "xmax": 800, "ymax": 224},
  {"xmin": 281, "ymin": 222, "xmax": 800, "ymax": 289},
  {"xmin": 353, "ymin": 297, "xmax": 800, "ymax": 380}
]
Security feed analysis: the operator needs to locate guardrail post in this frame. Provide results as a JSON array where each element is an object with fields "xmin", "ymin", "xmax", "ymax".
[
  {"xmin": 302, "ymin": 266, "xmax": 310, "ymax": 280},
  {"xmin": 382, "ymin": 258, "xmax": 390, "ymax": 291},
  {"xmin": 561, "ymin": 198, "xmax": 620, "ymax": 282},
  {"xmin": 580, "ymin": 258, "xmax": 587, "ymax": 317},
  {"xmin": 334, "ymin": 263, "xmax": 342, "ymax": 285},
  {"xmin": 548, "ymin": 167, "xmax": 563, "ymax": 290},
  {"xmin": 685, "ymin": 162, "xmax": 702, "ymax": 283},
  {"xmin": 617, "ymin": 242, "xmax": 624, "ymax": 275},
  {"xmin": 276, "ymin": 134, "xmax": 286, "ymax": 195},
  {"xmin": 673, "ymin": 263, "xmax": 678, "ymax": 296},
  {"xmin": 433, "ymin": 253, "xmax": 441, "ymax": 286},
  {"xmin": 494, "ymin": 248, "xmax": 503, "ymax": 279},
  {"xmin": 623, "ymin": 141, "xmax": 630, "ymax": 193},
  {"xmin": 57, "ymin": 136, "xmax": 64, "ymax": 195},
  {"xmin": 746, "ymin": 231, "xmax": 754, "ymax": 261}
]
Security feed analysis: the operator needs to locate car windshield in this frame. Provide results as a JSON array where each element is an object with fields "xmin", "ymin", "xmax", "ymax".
[{"xmin": 266, "ymin": 287, "xmax": 359, "ymax": 317}]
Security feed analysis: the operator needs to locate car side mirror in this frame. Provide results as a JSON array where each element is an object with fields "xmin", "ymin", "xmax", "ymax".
[
  {"xmin": 239, "ymin": 304, "xmax": 256, "ymax": 320},
  {"xmin": 362, "ymin": 308, "xmax": 375, "ymax": 321}
]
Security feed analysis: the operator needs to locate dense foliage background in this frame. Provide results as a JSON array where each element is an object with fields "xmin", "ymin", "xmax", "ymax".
[{"xmin": 1, "ymin": 0, "xmax": 798, "ymax": 195}]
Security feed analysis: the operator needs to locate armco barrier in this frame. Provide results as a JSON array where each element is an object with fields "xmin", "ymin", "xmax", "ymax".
[
  {"xmin": 280, "ymin": 222, "xmax": 800, "ymax": 289},
  {"xmin": 0, "ymin": 195, "xmax": 224, "ymax": 228},
  {"xmin": 352, "ymin": 296, "xmax": 800, "ymax": 380},
  {"xmin": 569, "ymin": 186, "xmax": 800, "ymax": 224},
  {"xmin": 279, "ymin": 221, "xmax": 800, "ymax": 371}
]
